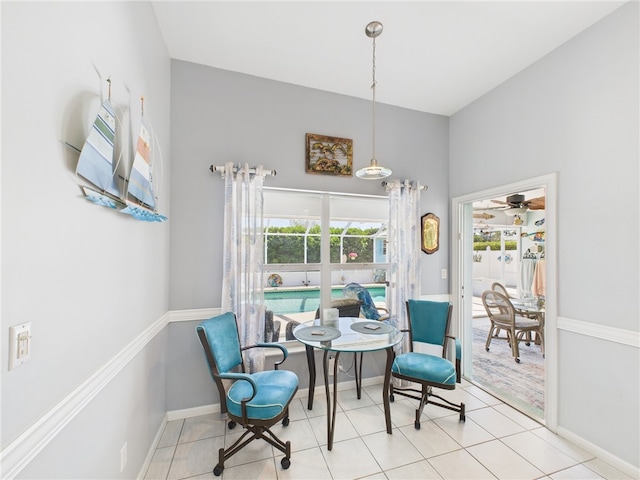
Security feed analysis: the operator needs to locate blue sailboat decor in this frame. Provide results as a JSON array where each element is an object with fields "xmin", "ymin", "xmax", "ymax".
[
  {"xmin": 75, "ymin": 78, "xmax": 124, "ymax": 209},
  {"xmin": 120, "ymin": 96, "xmax": 167, "ymax": 222}
]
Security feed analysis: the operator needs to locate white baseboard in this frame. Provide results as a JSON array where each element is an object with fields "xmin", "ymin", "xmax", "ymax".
[
  {"xmin": 136, "ymin": 412, "xmax": 169, "ymax": 480},
  {"xmin": 557, "ymin": 426, "xmax": 640, "ymax": 478}
]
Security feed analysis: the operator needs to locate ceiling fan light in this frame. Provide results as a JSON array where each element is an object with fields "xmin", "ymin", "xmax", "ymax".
[{"xmin": 504, "ymin": 207, "xmax": 527, "ymax": 216}]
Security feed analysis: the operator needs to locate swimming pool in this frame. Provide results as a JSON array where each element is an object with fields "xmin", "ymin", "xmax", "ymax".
[{"xmin": 264, "ymin": 285, "xmax": 386, "ymax": 315}]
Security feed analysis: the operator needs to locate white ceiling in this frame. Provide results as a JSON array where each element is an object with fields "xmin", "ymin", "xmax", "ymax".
[{"xmin": 151, "ymin": 1, "xmax": 625, "ymax": 116}]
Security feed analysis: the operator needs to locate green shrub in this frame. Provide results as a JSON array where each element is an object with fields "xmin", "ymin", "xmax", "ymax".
[{"xmin": 473, "ymin": 241, "xmax": 517, "ymax": 251}]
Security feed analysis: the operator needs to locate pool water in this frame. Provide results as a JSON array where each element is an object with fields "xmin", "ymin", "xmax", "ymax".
[{"xmin": 264, "ymin": 286, "xmax": 386, "ymax": 315}]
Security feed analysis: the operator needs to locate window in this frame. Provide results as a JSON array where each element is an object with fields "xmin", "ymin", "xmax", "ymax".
[{"xmin": 263, "ymin": 189, "xmax": 389, "ymax": 321}]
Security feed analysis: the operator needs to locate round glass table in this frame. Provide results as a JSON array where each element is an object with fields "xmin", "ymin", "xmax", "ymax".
[{"xmin": 293, "ymin": 317, "xmax": 403, "ymax": 450}]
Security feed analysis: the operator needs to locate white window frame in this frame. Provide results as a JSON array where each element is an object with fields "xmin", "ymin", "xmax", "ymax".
[{"xmin": 263, "ymin": 188, "xmax": 389, "ymax": 312}]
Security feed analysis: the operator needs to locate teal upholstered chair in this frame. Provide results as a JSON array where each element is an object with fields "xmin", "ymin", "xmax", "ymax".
[
  {"xmin": 196, "ymin": 312, "xmax": 299, "ymax": 476},
  {"xmin": 390, "ymin": 300, "xmax": 465, "ymax": 428}
]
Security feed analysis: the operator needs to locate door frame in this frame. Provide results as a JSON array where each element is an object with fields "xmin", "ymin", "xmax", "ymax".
[{"xmin": 451, "ymin": 173, "xmax": 558, "ymax": 430}]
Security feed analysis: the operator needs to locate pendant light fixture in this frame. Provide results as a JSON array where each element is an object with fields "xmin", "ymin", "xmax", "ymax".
[{"xmin": 356, "ymin": 21, "xmax": 392, "ymax": 180}]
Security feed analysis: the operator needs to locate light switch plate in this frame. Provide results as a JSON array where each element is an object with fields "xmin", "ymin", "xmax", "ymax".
[{"xmin": 9, "ymin": 322, "xmax": 32, "ymax": 370}]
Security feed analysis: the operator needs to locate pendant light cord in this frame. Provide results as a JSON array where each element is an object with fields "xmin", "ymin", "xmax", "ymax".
[
  {"xmin": 357, "ymin": 21, "xmax": 390, "ymax": 179},
  {"xmin": 371, "ymin": 34, "xmax": 377, "ymax": 164}
]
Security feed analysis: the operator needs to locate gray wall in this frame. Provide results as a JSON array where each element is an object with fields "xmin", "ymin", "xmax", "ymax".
[
  {"xmin": 167, "ymin": 60, "xmax": 450, "ymax": 418},
  {"xmin": 1, "ymin": 2, "xmax": 171, "ymax": 478},
  {"xmin": 450, "ymin": 2, "xmax": 639, "ymax": 468},
  {"xmin": 168, "ymin": 60, "xmax": 451, "ymax": 311}
]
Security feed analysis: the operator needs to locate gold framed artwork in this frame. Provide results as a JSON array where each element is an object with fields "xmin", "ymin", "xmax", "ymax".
[
  {"xmin": 421, "ymin": 213, "xmax": 440, "ymax": 254},
  {"xmin": 305, "ymin": 133, "xmax": 353, "ymax": 176}
]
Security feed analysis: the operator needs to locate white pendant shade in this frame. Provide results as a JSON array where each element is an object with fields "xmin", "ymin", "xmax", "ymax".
[{"xmin": 356, "ymin": 160, "xmax": 392, "ymax": 179}]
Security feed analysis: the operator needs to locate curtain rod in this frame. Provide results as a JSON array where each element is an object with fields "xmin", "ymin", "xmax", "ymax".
[
  {"xmin": 210, "ymin": 164, "xmax": 277, "ymax": 177},
  {"xmin": 381, "ymin": 180, "xmax": 428, "ymax": 191}
]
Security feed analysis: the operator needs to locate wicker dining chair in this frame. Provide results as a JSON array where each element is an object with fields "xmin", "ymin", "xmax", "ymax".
[{"xmin": 481, "ymin": 290, "xmax": 543, "ymax": 363}]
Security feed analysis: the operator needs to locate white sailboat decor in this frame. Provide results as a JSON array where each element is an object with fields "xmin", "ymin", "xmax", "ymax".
[
  {"xmin": 120, "ymin": 96, "xmax": 167, "ymax": 222},
  {"xmin": 75, "ymin": 78, "xmax": 124, "ymax": 209}
]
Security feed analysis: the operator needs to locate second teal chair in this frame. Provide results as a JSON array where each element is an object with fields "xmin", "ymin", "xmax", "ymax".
[{"xmin": 390, "ymin": 300, "xmax": 465, "ymax": 429}]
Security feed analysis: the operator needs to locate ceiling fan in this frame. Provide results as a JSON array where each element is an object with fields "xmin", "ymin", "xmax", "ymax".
[
  {"xmin": 490, "ymin": 193, "xmax": 545, "ymax": 213},
  {"xmin": 473, "ymin": 193, "xmax": 545, "ymax": 214}
]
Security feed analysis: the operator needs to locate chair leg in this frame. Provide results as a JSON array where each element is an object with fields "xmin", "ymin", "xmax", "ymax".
[
  {"xmin": 213, "ymin": 423, "xmax": 293, "ymax": 476},
  {"xmin": 510, "ymin": 330, "xmax": 521, "ymax": 363},
  {"xmin": 485, "ymin": 324, "xmax": 496, "ymax": 351},
  {"xmin": 413, "ymin": 385, "xmax": 429, "ymax": 429}
]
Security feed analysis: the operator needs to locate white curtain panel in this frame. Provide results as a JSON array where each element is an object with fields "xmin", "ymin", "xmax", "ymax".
[
  {"xmin": 386, "ymin": 180, "xmax": 422, "ymax": 369},
  {"xmin": 221, "ymin": 162, "xmax": 267, "ymax": 372}
]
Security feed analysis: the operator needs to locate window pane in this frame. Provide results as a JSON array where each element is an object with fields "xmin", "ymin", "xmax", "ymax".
[
  {"xmin": 264, "ymin": 266, "xmax": 387, "ymax": 312},
  {"xmin": 264, "ymin": 266, "xmax": 322, "ymax": 314},
  {"xmin": 264, "ymin": 190, "xmax": 322, "ymax": 265},
  {"xmin": 329, "ymin": 196, "xmax": 387, "ymax": 265}
]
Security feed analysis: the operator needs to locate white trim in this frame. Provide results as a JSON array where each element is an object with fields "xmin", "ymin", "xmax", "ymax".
[
  {"xmin": 136, "ymin": 412, "xmax": 169, "ymax": 480},
  {"xmin": 557, "ymin": 426, "xmax": 640, "ymax": 479},
  {"xmin": 0, "ymin": 312, "xmax": 170, "ymax": 480},
  {"xmin": 168, "ymin": 307, "xmax": 220, "ymax": 322},
  {"xmin": 451, "ymin": 172, "xmax": 559, "ymax": 430},
  {"xmin": 557, "ymin": 316, "xmax": 640, "ymax": 348}
]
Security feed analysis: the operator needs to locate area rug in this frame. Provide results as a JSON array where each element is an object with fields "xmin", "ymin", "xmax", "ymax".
[{"xmin": 471, "ymin": 316, "xmax": 545, "ymax": 419}]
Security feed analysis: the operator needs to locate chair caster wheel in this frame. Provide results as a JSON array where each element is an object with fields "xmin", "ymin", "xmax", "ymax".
[
  {"xmin": 228, "ymin": 420, "xmax": 236, "ymax": 429},
  {"xmin": 414, "ymin": 421, "xmax": 421, "ymax": 430},
  {"xmin": 213, "ymin": 465, "xmax": 224, "ymax": 476},
  {"xmin": 281, "ymin": 457, "xmax": 291, "ymax": 469},
  {"xmin": 390, "ymin": 394, "xmax": 395, "ymax": 402},
  {"xmin": 525, "ymin": 342, "xmax": 531, "ymax": 346},
  {"xmin": 282, "ymin": 417, "xmax": 290, "ymax": 427},
  {"xmin": 515, "ymin": 358, "xmax": 521, "ymax": 363},
  {"xmin": 485, "ymin": 347, "xmax": 490, "ymax": 352}
]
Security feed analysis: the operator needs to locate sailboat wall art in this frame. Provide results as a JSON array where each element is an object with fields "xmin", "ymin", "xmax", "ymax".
[
  {"xmin": 75, "ymin": 79, "xmax": 167, "ymax": 222},
  {"xmin": 120, "ymin": 96, "xmax": 167, "ymax": 222},
  {"xmin": 75, "ymin": 78, "xmax": 124, "ymax": 209}
]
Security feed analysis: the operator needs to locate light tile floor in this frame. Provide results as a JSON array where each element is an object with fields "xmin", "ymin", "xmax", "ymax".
[{"xmin": 144, "ymin": 381, "xmax": 632, "ymax": 480}]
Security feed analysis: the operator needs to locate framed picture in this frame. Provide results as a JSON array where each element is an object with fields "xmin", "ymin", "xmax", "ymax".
[
  {"xmin": 421, "ymin": 213, "xmax": 440, "ymax": 254},
  {"xmin": 305, "ymin": 133, "xmax": 353, "ymax": 176}
]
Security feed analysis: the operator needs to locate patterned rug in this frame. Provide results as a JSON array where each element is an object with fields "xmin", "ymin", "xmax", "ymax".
[{"xmin": 471, "ymin": 316, "xmax": 545, "ymax": 419}]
